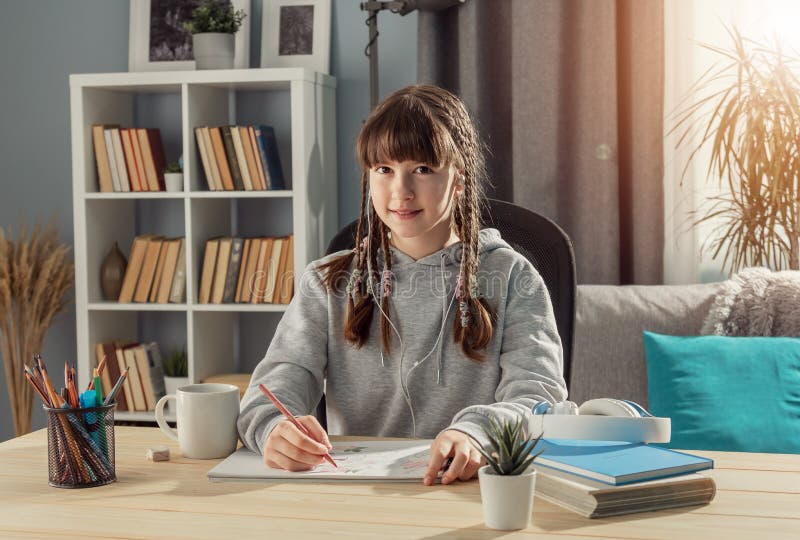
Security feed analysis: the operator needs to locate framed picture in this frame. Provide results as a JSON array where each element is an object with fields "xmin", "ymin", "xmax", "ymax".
[
  {"xmin": 129, "ymin": 0, "xmax": 251, "ymax": 72},
  {"xmin": 261, "ymin": 0, "xmax": 331, "ymax": 74}
]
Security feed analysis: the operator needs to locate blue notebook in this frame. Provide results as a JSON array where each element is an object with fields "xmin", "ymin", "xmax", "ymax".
[{"xmin": 535, "ymin": 439, "xmax": 713, "ymax": 485}]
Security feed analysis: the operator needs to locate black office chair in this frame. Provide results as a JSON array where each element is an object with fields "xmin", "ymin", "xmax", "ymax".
[{"xmin": 316, "ymin": 198, "xmax": 577, "ymax": 429}]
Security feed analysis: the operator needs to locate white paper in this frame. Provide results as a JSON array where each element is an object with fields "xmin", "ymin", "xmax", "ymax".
[{"xmin": 208, "ymin": 440, "xmax": 435, "ymax": 482}]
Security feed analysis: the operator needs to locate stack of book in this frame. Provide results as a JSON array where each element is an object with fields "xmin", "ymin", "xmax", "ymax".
[
  {"xmin": 91, "ymin": 125, "xmax": 168, "ymax": 192},
  {"xmin": 117, "ymin": 236, "xmax": 186, "ymax": 304},
  {"xmin": 94, "ymin": 341, "xmax": 166, "ymax": 412},
  {"xmin": 532, "ymin": 439, "xmax": 716, "ymax": 518},
  {"xmin": 194, "ymin": 125, "xmax": 285, "ymax": 191},
  {"xmin": 198, "ymin": 235, "xmax": 294, "ymax": 304}
]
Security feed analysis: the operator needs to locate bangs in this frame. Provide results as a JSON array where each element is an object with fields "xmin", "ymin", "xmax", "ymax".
[{"xmin": 357, "ymin": 98, "xmax": 459, "ymax": 169}]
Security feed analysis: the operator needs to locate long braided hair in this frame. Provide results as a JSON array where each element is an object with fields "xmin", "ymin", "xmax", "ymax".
[{"xmin": 319, "ymin": 85, "xmax": 496, "ymax": 362}]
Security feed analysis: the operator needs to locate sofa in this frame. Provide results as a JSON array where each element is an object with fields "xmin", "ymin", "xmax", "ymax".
[{"xmin": 568, "ymin": 282, "xmax": 723, "ymax": 408}]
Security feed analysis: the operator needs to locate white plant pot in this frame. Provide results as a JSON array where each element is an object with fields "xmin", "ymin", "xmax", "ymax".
[
  {"xmin": 192, "ymin": 33, "xmax": 235, "ymax": 70},
  {"xmin": 478, "ymin": 465, "xmax": 537, "ymax": 530},
  {"xmin": 164, "ymin": 172, "xmax": 183, "ymax": 192},
  {"xmin": 163, "ymin": 376, "xmax": 190, "ymax": 407}
]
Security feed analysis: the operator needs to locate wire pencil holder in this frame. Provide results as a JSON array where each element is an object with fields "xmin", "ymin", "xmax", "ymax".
[{"xmin": 44, "ymin": 403, "xmax": 116, "ymax": 488}]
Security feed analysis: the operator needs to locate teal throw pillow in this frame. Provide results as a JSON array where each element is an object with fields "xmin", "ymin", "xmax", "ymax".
[{"xmin": 643, "ymin": 331, "xmax": 800, "ymax": 454}]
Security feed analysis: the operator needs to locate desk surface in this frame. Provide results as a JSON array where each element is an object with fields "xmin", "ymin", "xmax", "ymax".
[{"xmin": 1, "ymin": 427, "xmax": 798, "ymax": 539}]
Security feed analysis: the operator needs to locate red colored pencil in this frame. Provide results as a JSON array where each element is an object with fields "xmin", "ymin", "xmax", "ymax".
[{"xmin": 258, "ymin": 383, "xmax": 337, "ymax": 468}]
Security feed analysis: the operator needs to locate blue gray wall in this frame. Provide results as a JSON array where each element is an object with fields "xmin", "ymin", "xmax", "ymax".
[{"xmin": 0, "ymin": 0, "xmax": 417, "ymax": 443}]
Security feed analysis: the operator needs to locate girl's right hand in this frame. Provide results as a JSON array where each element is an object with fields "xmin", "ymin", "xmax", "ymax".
[{"xmin": 263, "ymin": 415, "xmax": 333, "ymax": 471}]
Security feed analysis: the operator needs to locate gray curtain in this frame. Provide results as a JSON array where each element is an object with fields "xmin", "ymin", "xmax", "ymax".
[{"xmin": 419, "ymin": 0, "xmax": 664, "ymax": 284}]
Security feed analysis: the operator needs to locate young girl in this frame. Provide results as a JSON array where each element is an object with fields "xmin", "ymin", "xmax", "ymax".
[{"xmin": 238, "ymin": 84, "xmax": 567, "ymax": 485}]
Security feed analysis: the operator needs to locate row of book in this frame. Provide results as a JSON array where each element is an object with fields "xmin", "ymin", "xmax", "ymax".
[
  {"xmin": 531, "ymin": 438, "xmax": 716, "ymax": 518},
  {"xmin": 94, "ymin": 341, "xmax": 166, "ymax": 412},
  {"xmin": 194, "ymin": 125, "xmax": 286, "ymax": 192},
  {"xmin": 118, "ymin": 236, "xmax": 186, "ymax": 304},
  {"xmin": 199, "ymin": 235, "xmax": 294, "ymax": 304},
  {"xmin": 92, "ymin": 125, "xmax": 168, "ymax": 192}
]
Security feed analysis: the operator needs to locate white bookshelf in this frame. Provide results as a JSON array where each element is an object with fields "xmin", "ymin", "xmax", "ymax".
[{"xmin": 70, "ymin": 68, "xmax": 338, "ymax": 422}]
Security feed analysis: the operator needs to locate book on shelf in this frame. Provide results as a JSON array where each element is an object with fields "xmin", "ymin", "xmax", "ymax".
[
  {"xmin": 109, "ymin": 128, "xmax": 130, "ymax": 192},
  {"xmin": 208, "ymin": 127, "xmax": 235, "ymax": 190},
  {"xmin": 251, "ymin": 237, "xmax": 273, "ymax": 304},
  {"xmin": 535, "ymin": 439, "xmax": 714, "ymax": 486},
  {"xmin": 200, "ymin": 126, "xmax": 223, "ymax": 190},
  {"xmin": 156, "ymin": 238, "xmax": 182, "ymax": 304},
  {"xmin": 140, "ymin": 128, "xmax": 167, "ymax": 191},
  {"xmin": 211, "ymin": 237, "xmax": 233, "ymax": 304},
  {"xmin": 118, "ymin": 235, "xmax": 153, "ymax": 303},
  {"xmin": 123, "ymin": 346, "xmax": 147, "ymax": 410},
  {"xmin": 149, "ymin": 239, "xmax": 169, "ymax": 303},
  {"xmin": 222, "ymin": 238, "xmax": 244, "ymax": 303},
  {"xmin": 129, "ymin": 127, "xmax": 149, "ymax": 192},
  {"xmin": 240, "ymin": 126, "xmax": 263, "ymax": 190},
  {"xmin": 102, "ymin": 128, "xmax": 123, "ymax": 192},
  {"xmin": 93, "ymin": 342, "xmax": 114, "ymax": 396},
  {"xmin": 235, "ymin": 238, "xmax": 252, "ymax": 302},
  {"xmin": 263, "ymin": 237, "xmax": 283, "ymax": 303},
  {"xmin": 168, "ymin": 238, "xmax": 187, "ymax": 303},
  {"xmin": 279, "ymin": 235, "xmax": 294, "ymax": 303},
  {"xmin": 134, "ymin": 237, "xmax": 164, "ymax": 303},
  {"xmin": 91, "ymin": 124, "xmax": 116, "ymax": 193},
  {"xmin": 199, "ymin": 237, "xmax": 221, "ymax": 304},
  {"xmin": 254, "ymin": 125, "xmax": 286, "ymax": 190},
  {"xmin": 194, "ymin": 126, "xmax": 216, "ymax": 191},
  {"xmin": 239, "ymin": 237, "xmax": 261, "ymax": 303},
  {"xmin": 229, "ymin": 126, "xmax": 253, "ymax": 190},
  {"xmin": 532, "ymin": 464, "xmax": 716, "ymax": 518},
  {"xmin": 115, "ymin": 344, "xmax": 136, "ymax": 411},
  {"xmin": 221, "ymin": 126, "xmax": 246, "ymax": 191}
]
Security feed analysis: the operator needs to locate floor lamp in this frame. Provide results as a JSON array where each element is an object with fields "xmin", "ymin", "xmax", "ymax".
[{"xmin": 359, "ymin": 0, "xmax": 465, "ymax": 111}]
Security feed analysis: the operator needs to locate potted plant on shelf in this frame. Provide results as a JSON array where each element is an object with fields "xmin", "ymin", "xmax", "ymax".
[
  {"xmin": 164, "ymin": 162, "xmax": 184, "ymax": 192},
  {"xmin": 183, "ymin": 0, "xmax": 247, "ymax": 70},
  {"xmin": 163, "ymin": 348, "xmax": 189, "ymax": 397},
  {"xmin": 672, "ymin": 27, "xmax": 800, "ymax": 272},
  {"xmin": 472, "ymin": 414, "xmax": 544, "ymax": 530}
]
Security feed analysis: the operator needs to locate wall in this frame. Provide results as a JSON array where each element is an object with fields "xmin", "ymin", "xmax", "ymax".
[{"xmin": 0, "ymin": 0, "xmax": 417, "ymax": 443}]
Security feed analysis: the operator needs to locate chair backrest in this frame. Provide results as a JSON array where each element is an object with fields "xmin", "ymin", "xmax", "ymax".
[{"xmin": 324, "ymin": 198, "xmax": 577, "ymax": 386}]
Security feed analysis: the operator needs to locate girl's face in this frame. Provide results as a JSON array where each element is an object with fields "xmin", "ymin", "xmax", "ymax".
[{"xmin": 368, "ymin": 159, "xmax": 464, "ymax": 260}]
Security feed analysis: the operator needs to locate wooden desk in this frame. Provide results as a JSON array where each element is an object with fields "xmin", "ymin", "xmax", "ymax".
[{"xmin": 1, "ymin": 427, "xmax": 798, "ymax": 539}]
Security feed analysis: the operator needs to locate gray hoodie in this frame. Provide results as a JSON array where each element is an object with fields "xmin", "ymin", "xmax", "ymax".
[{"xmin": 238, "ymin": 228, "xmax": 568, "ymax": 454}]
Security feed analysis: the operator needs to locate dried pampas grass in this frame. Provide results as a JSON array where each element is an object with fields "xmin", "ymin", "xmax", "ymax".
[{"xmin": 0, "ymin": 223, "xmax": 74, "ymax": 436}]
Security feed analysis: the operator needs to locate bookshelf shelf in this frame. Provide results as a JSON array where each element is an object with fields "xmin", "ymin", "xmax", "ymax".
[
  {"xmin": 188, "ymin": 190, "xmax": 294, "ymax": 199},
  {"xmin": 190, "ymin": 304, "xmax": 289, "ymax": 313},
  {"xmin": 84, "ymin": 192, "xmax": 186, "ymax": 200},
  {"xmin": 88, "ymin": 302, "xmax": 190, "ymax": 312},
  {"xmin": 71, "ymin": 68, "xmax": 338, "ymax": 420}
]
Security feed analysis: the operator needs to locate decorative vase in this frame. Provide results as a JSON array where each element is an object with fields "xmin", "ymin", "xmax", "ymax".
[
  {"xmin": 164, "ymin": 172, "xmax": 184, "ymax": 192},
  {"xmin": 100, "ymin": 241, "xmax": 127, "ymax": 301},
  {"xmin": 478, "ymin": 465, "xmax": 537, "ymax": 530},
  {"xmin": 192, "ymin": 33, "xmax": 235, "ymax": 70}
]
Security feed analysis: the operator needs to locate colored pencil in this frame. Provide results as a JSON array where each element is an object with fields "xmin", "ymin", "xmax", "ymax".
[{"xmin": 257, "ymin": 383, "xmax": 337, "ymax": 468}]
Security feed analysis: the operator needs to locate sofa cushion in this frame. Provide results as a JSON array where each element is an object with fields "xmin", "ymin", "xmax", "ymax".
[
  {"xmin": 643, "ymin": 331, "xmax": 800, "ymax": 453},
  {"xmin": 571, "ymin": 283, "xmax": 721, "ymax": 407}
]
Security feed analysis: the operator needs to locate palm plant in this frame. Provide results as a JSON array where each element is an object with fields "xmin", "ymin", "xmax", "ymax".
[
  {"xmin": 471, "ymin": 414, "xmax": 543, "ymax": 476},
  {"xmin": 671, "ymin": 26, "xmax": 800, "ymax": 272}
]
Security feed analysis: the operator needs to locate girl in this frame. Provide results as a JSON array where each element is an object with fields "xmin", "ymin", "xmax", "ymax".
[{"xmin": 238, "ymin": 84, "xmax": 567, "ymax": 486}]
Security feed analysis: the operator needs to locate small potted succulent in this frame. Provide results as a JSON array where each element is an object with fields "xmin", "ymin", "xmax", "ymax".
[
  {"xmin": 163, "ymin": 348, "xmax": 189, "ymax": 397},
  {"xmin": 183, "ymin": 0, "xmax": 247, "ymax": 70},
  {"xmin": 164, "ymin": 162, "xmax": 183, "ymax": 192},
  {"xmin": 472, "ymin": 414, "xmax": 544, "ymax": 530}
]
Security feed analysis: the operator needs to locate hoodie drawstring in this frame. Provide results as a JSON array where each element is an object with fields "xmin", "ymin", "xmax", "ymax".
[{"xmin": 436, "ymin": 252, "xmax": 446, "ymax": 385}]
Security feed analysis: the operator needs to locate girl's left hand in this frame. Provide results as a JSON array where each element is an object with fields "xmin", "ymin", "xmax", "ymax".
[{"xmin": 423, "ymin": 430, "xmax": 485, "ymax": 486}]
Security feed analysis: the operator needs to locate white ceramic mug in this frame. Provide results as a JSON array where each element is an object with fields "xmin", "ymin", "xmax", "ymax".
[{"xmin": 155, "ymin": 383, "xmax": 240, "ymax": 459}]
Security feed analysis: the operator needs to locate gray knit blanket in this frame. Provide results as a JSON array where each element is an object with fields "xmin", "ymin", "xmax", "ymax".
[{"xmin": 701, "ymin": 267, "xmax": 800, "ymax": 336}]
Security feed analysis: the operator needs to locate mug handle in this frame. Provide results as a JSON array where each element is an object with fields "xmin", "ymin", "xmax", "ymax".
[{"xmin": 155, "ymin": 394, "xmax": 178, "ymax": 441}]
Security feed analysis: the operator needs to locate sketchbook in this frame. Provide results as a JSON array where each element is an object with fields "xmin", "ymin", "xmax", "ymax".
[{"xmin": 208, "ymin": 440, "xmax": 435, "ymax": 482}]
